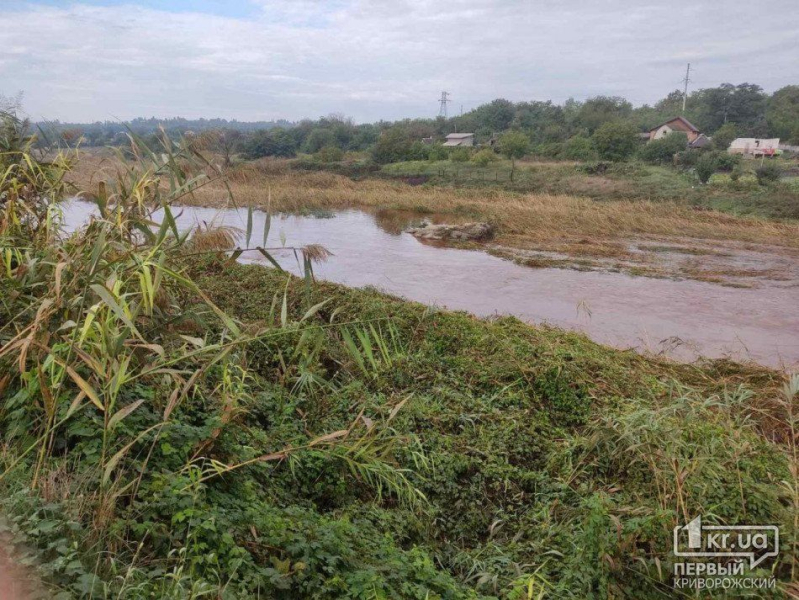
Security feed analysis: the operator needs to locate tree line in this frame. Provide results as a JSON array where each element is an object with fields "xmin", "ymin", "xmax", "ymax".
[{"xmin": 31, "ymin": 83, "xmax": 799, "ymax": 163}]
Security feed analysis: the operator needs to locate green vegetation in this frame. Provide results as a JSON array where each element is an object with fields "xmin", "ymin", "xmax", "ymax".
[
  {"xmin": 471, "ymin": 148, "xmax": 499, "ymax": 167},
  {"xmin": 2, "ymin": 107, "xmax": 798, "ymax": 599},
  {"xmin": 591, "ymin": 122, "xmax": 639, "ymax": 162},
  {"xmin": 756, "ymin": 161, "xmax": 783, "ymax": 186},
  {"xmin": 377, "ymin": 157, "xmax": 799, "ymax": 220},
  {"xmin": 695, "ymin": 153, "xmax": 718, "ymax": 184},
  {"xmin": 638, "ymin": 132, "xmax": 688, "ymax": 165}
]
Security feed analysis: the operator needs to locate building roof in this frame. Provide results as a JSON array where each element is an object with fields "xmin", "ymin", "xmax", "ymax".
[
  {"xmin": 445, "ymin": 133, "xmax": 474, "ymax": 139},
  {"xmin": 649, "ymin": 116, "xmax": 699, "ymax": 133},
  {"xmin": 688, "ymin": 134, "xmax": 711, "ymax": 148},
  {"xmin": 730, "ymin": 138, "xmax": 780, "ymax": 149}
]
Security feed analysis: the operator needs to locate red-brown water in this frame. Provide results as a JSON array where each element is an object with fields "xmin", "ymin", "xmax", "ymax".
[{"xmin": 61, "ymin": 201, "xmax": 799, "ymax": 370}]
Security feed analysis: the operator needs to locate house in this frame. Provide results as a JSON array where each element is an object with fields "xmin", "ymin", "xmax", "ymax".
[
  {"xmin": 443, "ymin": 133, "xmax": 475, "ymax": 147},
  {"xmin": 648, "ymin": 116, "xmax": 701, "ymax": 143},
  {"xmin": 729, "ymin": 138, "xmax": 781, "ymax": 157},
  {"xmin": 688, "ymin": 134, "xmax": 712, "ymax": 149}
]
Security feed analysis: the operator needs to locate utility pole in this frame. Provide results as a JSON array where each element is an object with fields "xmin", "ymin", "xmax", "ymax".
[
  {"xmin": 681, "ymin": 63, "xmax": 691, "ymax": 113},
  {"xmin": 438, "ymin": 91, "xmax": 451, "ymax": 118}
]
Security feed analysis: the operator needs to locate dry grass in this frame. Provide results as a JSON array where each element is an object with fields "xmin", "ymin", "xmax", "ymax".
[{"xmin": 70, "ymin": 152, "xmax": 799, "ymax": 252}]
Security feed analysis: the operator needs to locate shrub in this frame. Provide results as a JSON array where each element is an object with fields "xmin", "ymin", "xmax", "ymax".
[
  {"xmin": 427, "ymin": 144, "xmax": 448, "ymax": 161},
  {"xmin": 449, "ymin": 147, "xmax": 471, "ymax": 162},
  {"xmin": 673, "ymin": 149, "xmax": 700, "ymax": 168},
  {"xmin": 562, "ymin": 135, "xmax": 597, "ymax": 161},
  {"xmin": 713, "ymin": 151, "xmax": 741, "ymax": 172},
  {"xmin": 371, "ymin": 128, "xmax": 412, "ymax": 164},
  {"xmin": 695, "ymin": 153, "xmax": 718, "ymax": 184},
  {"xmin": 591, "ymin": 121, "xmax": 638, "ymax": 162},
  {"xmin": 711, "ymin": 122, "xmax": 738, "ymax": 151},
  {"xmin": 314, "ymin": 145, "xmax": 344, "ymax": 163},
  {"xmin": 755, "ymin": 161, "xmax": 782, "ymax": 185},
  {"xmin": 533, "ymin": 142, "xmax": 564, "ymax": 159},
  {"xmin": 406, "ymin": 141, "xmax": 430, "ymax": 161},
  {"xmin": 471, "ymin": 148, "xmax": 498, "ymax": 166},
  {"xmin": 638, "ymin": 132, "xmax": 687, "ymax": 164},
  {"xmin": 240, "ymin": 128, "xmax": 297, "ymax": 159},
  {"xmin": 497, "ymin": 130, "xmax": 530, "ymax": 163}
]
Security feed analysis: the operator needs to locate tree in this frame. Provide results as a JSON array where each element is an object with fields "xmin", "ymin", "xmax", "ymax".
[
  {"xmin": 711, "ymin": 123, "xmax": 737, "ymax": 152},
  {"xmin": 638, "ymin": 132, "xmax": 687, "ymax": 164},
  {"xmin": 692, "ymin": 83, "xmax": 767, "ymax": 134},
  {"xmin": 240, "ymin": 128, "xmax": 297, "ymax": 159},
  {"xmin": 767, "ymin": 86, "xmax": 799, "ymax": 144},
  {"xmin": 562, "ymin": 135, "xmax": 597, "ymax": 161},
  {"xmin": 498, "ymin": 130, "xmax": 529, "ymax": 178},
  {"xmin": 591, "ymin": 121, "xmax": 638, "ymax": 161},
  {"xmin": 197, "ymin": 128, "xmax": 242, "ymax": 167},
  {"xmin": 576, "ymin": 96, "xmax": 633, "ymax": 134},
  {"xmin": 302, "ymin": 129, "xmax": 337, "ymax": 154},
  {"xmin": 371, "ymin": 128, "xmax": 412, "ymax": 164}
]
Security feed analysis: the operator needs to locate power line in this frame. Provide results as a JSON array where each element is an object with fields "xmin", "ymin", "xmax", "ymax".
[
  {"xmin": 438, "ymin": 91, "xmax": 451, "ymax": 118},
  {"xmin": 682, "ymin": 63, "xmax": 691, "ymax": 113}
]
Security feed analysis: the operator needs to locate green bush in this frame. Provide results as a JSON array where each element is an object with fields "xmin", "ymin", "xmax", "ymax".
[
  {"xmin": 497, "ymin": 130, "xmax": 530, "ymax": 162},
  {"xmin": 427, "ymin": 144, "xmax": 448, "ymax": 161},
  {"xmin": 713, "ymin": 151, "xmax": 741, "ymax": 172},
  {"xmin": 711, "ymin": 122, "xmax": 738, "ymax": 151},
  {"xmin": 562, "ymin": 135, "xmax": 597, "ymax": 161},
  {"xmin": 533, "ymin": 142, "xmax": 564, "ymax": 158},
  {"xmin": 470, "ymin": 148, "xmax": 498, "ymax": 166},
  {"xmin": 449, "ymin": 147, "xmax": 471, "ymax": 162},
  {"xmin": 755, "ymin": 161, "xmax": 782, "ymax": 185},
  {"xmin": 314, "ymin": 145, "xmax": 344, "ymax": 163},
  {"xmin": 406, "ymin": 141, "xmax": 430, "ymax": 161},
  {"xmin": 695, "ymin": 153, "xmax": 718, "ymax": 183},
  {"xmin": 638, "ymin": 132, "xmax": 687, "ymax": 164},
  {"xmin": 371, "ymin": 128, "xmax": 412, "ymax": 164},
  {"xmin": 673, "ymin": 149, "xmax": 700, "ymax": 168},
  {"xmin": 591, "ymin": 121, "xmax": 638, "ymax": 162}
]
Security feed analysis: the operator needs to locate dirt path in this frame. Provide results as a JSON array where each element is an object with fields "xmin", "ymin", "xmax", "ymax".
[{"xmin": 0, "ymin": 533, "xmax": 43, "ymax": 600}]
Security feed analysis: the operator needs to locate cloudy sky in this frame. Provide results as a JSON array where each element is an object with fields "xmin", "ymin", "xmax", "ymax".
[{"xmin": 2, "ymin": 0, "xmax": 798, "ymax": 123}]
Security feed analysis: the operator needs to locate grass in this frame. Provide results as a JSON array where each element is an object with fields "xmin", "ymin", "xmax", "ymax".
[{"xmin": 2, "ymin": 128, "xmax": 798, "ymax": 597}]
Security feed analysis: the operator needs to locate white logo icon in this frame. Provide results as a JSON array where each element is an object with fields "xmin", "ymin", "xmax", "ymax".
[{"xmin": 674, "ymin": 516, "xmax": 779, "ymax": 569}]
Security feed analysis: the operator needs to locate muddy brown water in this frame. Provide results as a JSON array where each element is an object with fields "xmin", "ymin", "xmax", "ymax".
[{"xmin": 61, "ymin": 201, "xmax": 799, "ymax": 370}]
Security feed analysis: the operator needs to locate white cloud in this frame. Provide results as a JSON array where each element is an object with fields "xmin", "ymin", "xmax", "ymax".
[{"xmin": 1, "ymin": 0, "xmax": 797, "ymax": 122}]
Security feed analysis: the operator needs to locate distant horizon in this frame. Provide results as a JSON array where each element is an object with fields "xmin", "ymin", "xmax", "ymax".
[
  {"xmin": 3, "ymin": 1, "xmax": 798, "ymax": 123},
  {"xmin": 19, "ymin": 83, "xmax": 792, "ymax": 128}
]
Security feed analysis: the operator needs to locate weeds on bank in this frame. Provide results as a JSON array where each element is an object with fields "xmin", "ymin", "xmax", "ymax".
[
  {"xmin": 0, "ymin": 116, "xmax": 430, "ymax": 597},
  {"xmin": 2, "ymin": 116, "xmax": 797, "ymax": 597}
]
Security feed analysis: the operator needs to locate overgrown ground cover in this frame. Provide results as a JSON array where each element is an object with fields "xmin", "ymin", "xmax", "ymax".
[
  {"xmin": 380, "ymin": 158, "xmax": 799, "ymax": 220},
  {"xmin": 2, "ymin": 121, "xmax": 798, "ymax": 597},
  {"xmin": 69, "ymin": 150, "xmax": 799, "ymax": 286}
]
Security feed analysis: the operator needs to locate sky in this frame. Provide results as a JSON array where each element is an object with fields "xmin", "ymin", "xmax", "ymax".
[{"xmin": 2, "ymin": 0, "xmax": 798, "ymax": 123}]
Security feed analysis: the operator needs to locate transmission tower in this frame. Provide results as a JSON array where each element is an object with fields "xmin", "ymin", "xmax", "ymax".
[{"xmin": 438, "ymin": 91, "xmax": 451, "ymax": 118}]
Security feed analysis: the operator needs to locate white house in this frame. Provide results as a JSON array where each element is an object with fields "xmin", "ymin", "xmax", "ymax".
[
  {"xmin": 443, "ymin": 133, "xmax": 475, "ymax": 147},
  {"xmin": 729, "ymin": 138, "xmax": 780, "ymax": 157}
]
